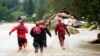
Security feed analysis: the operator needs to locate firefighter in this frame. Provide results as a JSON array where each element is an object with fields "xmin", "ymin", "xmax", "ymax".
[
  {"xmin": 30, "ymin": 21, "xmax": 44, "ymax": 53},
  {"xmin": 9, "ymin": 19, "xmax": 28, "ymax": 52},
  {"xmin": 55, "ymin": 17, "xmax": 70, "ymax": 50},
  {"xmin": 39, "ymin": 20, "xmax": 51, "ymax": 47}
]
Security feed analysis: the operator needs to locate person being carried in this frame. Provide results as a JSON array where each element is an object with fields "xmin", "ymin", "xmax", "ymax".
[
  {"xmin": 55, "ymin": 17, "xmax": 70, "ymax": 50},
  {"xmin": 9, "ymin": 19, "xmax": 28, "ymax": 52},
  {"xmin": 30, "ymin": 21, "xmax": 44, "ymax": 53}
]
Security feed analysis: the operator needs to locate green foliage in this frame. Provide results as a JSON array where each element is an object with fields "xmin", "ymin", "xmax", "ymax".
[
  {"xmin": 69, "ymin": 28, "xmax": 79, "ymax": 34},
  {"xmin": 0, "ymin": 22, "xmax": 2, "ymax": 25},
  {"xmin": 0, "ymin": 6, "xmax": 13, "ymax": 21},
  {"xmin": 35, "ymin": 7, "xmax": 45, "ymax": 20},
  {"xmin": 0, "ymin": 0, "xmax": 100, "ymax": 23},
  {"xmin": 48, "ymin": 24, "xmax": 55, "ymax": 30},
  {"xmin": 42, "ymin": 0, "xmax": 100, "ymax": 26},
  {"xmin": 0, "ymin": 0, "xmax": 19, "ymax": 9},
  {"xmin": 0, "ymin": 0, "xmax": 20, "ymax": 21},
  {"xmin": 44, "ymin": 0, "xmax": 70, "ymax": 14},
  {"xmin": 43, "ymin": 13, "xmax": 51, "ymax": 21},
  {"xmin": 11, "ymin": 11, "xmax": 24, "ymax": 19},
  {"xmin": 34, "ymin": 0, "xmax": 45, "ymax": 20},
  {"xmin": 81, "ymin": 23, "xmax": 91, "ymax": 28},
  {"xmin": 25, "ymin": 17, "xmax": 35, "ymax": 22},
  {"xmin": 71, "ymin": 0, "xmax": 100, "ymax": 24},
  {"xmin": 23, "ymin": 0, "xmax": 35, "ymax": 16},
  {"xmin": 25, "ymin": 17, "xmax": 33, "ymax": 22}
]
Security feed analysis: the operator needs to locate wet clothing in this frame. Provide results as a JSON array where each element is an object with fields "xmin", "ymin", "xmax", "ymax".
[
  {"xmin": 55, "ymin": 23, "xmax": 70, "ymax": 46},
  {"xmin": 18, "ymin": 38, "xmax": 27, "ymax": 47},
  {"xmin": 10, "ymin": 25, "xmax": 28, "ymax": 38},
  {"xmin": 40, "ymin": 24, "xmax": 51, "ymax": 47},
  {"xmin": 9, "ymin": 24, "xmax": 28, "ymax": 47},
  {"xmin": 30, "ymin": 26, "xmax": 44, "ymax": 53}
]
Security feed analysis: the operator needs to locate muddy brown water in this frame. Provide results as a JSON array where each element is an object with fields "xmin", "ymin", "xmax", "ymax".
[{"xmin": 0, "ymin": 23, "xmax": 100, "ymax": 56}]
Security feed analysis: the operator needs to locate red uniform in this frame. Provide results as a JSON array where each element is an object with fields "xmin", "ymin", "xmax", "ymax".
[
  {"xmin": 9, "ymin": 24, "xmax": 28, "ymax": 52},
  {"xmin": 10, "ymin": 25, "xmax": 28, "ymax": 38},
  {"xmin": 55, "ymin": 22, "xmax": 70, "ymax": 48}
]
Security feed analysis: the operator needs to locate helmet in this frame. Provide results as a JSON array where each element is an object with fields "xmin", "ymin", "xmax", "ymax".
[
  {"xmin": 18, "ymin": 19, "xmax": 24, "ymax": 23},
  {"xmin": 36, "ymin": 21, "xmax": 40, "ymax": 25},
  {"xmin": 39, "ymin": 20, "xmax": 44, "ymax": 24},
  {"xmin": 57, "ymin": 17, "xmax": 62, "ymax": 21}
]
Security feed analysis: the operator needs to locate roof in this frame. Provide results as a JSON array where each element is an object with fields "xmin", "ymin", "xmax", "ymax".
[{"xmin": 46, "ymin": 8, "xmax": 78, "ymax": 24}]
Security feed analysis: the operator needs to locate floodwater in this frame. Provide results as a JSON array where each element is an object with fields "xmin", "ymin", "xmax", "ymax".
[{"xmin": 0, "ymin": 23, "xmax": 100, "ymax": 56}]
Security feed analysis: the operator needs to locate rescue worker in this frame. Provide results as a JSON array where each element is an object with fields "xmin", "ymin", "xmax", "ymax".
[
  {"xmin": 9, "ymin": 19, "xmax": 28, "ymax": 52},
  {"xmin": 55, "ymin": 17, "xmax": 70, "ymax": 50},
  {"xmin": 39, "ymin": 20, "xmax": 51, "ymax": 47},
  {"xmin": 30, "ymin": 21, "xmax": 44, "ymax": 53}
]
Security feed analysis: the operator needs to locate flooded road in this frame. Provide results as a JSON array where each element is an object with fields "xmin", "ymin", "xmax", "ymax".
[{"xmin": 0, "ymin": 23, "xmax": 100, "ymax": 56}]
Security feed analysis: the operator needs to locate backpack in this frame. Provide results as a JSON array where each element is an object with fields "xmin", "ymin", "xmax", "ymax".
[
  {"xmin": 17, "ymin": 25, "xmax": 25, "ymax": 34},
  {"xmin": 33, "ymin": 26, "xmax": 41, "ymax": 34},
  {"xmin": 58, "ymin": 23, "xmax": 66, "ymax": 32}
]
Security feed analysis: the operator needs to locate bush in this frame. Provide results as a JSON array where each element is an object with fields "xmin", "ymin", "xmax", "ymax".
[
  {"xmin": 25, "ymin": 17, "xmax": 34, "ymax": 22},
  {"xmin": 48, "ymin": 24, "xmax": 55, "ymax": 30},
  {"xmin": 81, "ymin": 23, "xmax": 91, "ymax": 28},
  {"xmin": 69, "ymin": 28, "xmax": 79, "ymax": 34},
  {"xmin": 0, "ymin": 22, "xmax": 2, "ymax": 25}
]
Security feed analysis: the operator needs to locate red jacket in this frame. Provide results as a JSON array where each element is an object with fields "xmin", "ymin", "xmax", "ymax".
[
  {"xmin": 10, "ymin": 24, "xmax": 28, "ymax": 38},
  {"xmin": 55, "ymin": 23, "xmax": 68, "ymax": 35}
]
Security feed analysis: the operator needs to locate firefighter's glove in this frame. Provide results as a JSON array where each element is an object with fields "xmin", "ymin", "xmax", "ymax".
[
  {"xmin": 67, "ymin": 31, "xmax": 70, "ymax": 37},
  {"xmin": 9, "ymin": 32, "xmax": 11, "ymax": 36},
  {"xmin": 55, "ymin": 32, "xmax": 57, "ymax": 35}
]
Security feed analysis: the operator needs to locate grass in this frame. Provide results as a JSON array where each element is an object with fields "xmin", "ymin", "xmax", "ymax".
[{"xmin": 0, "ymin": 22, "xmax": 2, "ymax": 25}]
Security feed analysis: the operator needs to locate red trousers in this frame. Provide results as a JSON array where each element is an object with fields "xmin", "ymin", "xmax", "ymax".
[{"xmin": 58, "ymin": 33, "xmax": 65, "ymax": 47}]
